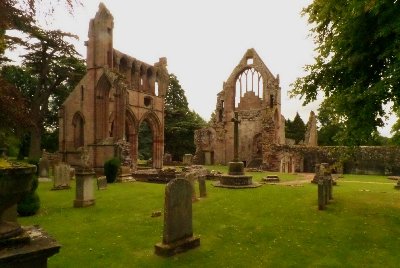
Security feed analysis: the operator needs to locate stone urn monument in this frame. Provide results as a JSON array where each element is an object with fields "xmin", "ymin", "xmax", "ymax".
[
  {"xmin": 0, "ymin": 158, "xmax": 36, "ymax": 241},
  {"xmin": 1, "ymin": 158, "xmax": 61, "ymax": 268}
]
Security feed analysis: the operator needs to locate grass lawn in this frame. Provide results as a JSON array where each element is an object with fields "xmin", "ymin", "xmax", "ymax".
[{"xmin": 19, "ymin": 166, "xmax": 400, "ymax": 267}]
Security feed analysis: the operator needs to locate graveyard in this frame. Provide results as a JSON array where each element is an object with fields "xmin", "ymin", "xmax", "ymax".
[
  {"xmin": 13, "ymin": 167, "xmax": 400, "ymax": 267},
  {"xmin": 2, "ymin": 1, "xmax": 400, "ymax": 267}
]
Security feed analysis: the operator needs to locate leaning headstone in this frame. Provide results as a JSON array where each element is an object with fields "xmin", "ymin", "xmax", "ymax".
[
  {"xmin": 97, "ymin": 176, "xmax": 107, "ymax": 190},
  {"xmin": 154, "ymin": 178, "xmax": 200, "ymax": 256},
  {"xmin": 52, "ymin": 163, "xmax": 71, "ymax": 190},
  {"xmin": 198, "ymin": 176, "xmax": 207, "ymax": 198}
]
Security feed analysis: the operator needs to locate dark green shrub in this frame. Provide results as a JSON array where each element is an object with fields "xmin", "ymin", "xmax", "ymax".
[
  {"xmin": 104, "ymin": 157, "xmax": 121, "ymax": 183},
  {"xmin": 18, "ymin": 176, "xmax": 40, "ymax": 216}
]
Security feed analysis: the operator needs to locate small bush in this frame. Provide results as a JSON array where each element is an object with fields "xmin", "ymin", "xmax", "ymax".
[
  {"xmin": 18, "ymin": 192, "xmax": 40, "ymax": 216},
  {"xmin": 104, "ymin": 157, "xmax": 121, "ymax": 183},
  {"xmin": 18, "ymin": 177, "xmax": 40, "ymax": 216}
]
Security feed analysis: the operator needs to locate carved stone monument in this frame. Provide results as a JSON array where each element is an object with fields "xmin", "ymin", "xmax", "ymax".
[
  {"xmin": 214, "ymin": 112, "xmax": 260, "ymax": 188},
  {"xmin": 116, "ymin": 140, "xmax": 135, "ymax": 182},
  {"xmin": 73, "ymin": 147, "xmax": 95, "ymax": 208},
  {"xmin": 316, "ymin": 163, "xmax": 333, "ymax": 210},
  {"xmin": 154, "ymin": 178, "xmax": 200, "ymax": 256}
]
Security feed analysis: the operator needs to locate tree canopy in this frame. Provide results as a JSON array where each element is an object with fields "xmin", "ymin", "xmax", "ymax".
[
  {"xmin": 164, "ymin": 74, "xmax": 206, "ymax": 161},
  {"xmin": 291, "ymin": 0, "xmax": 400, "ymax": 145},
  {"xmin": 285, "ymin": 112, "xmax": 306, "ymax": 144},
  {"xmin": 0, "ymin": 1, "xmax": 85, "ymax": 158}
]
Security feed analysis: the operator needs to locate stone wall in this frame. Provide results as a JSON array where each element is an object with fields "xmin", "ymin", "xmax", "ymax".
[{"xmin": 263, "ymin": 144, "xmax": 400, "ymax": 175}]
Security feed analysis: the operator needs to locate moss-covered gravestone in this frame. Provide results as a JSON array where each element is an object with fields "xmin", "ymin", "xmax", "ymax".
[{"xmin": 155, "ymin": 178, "xmax": 200, "ymax": 256}]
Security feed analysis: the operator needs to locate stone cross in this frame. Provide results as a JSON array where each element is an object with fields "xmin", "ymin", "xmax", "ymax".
[{"xmin": 231, "ymin": 111, "xmax": 241, "ymax": 162}]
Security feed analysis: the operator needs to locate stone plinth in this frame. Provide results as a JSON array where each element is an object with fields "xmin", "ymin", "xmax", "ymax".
[
  {"xmin": 0, "ymin": 226, "xmax": 60, "ymax": 268},
  {"xmin": 213, "ymin": 161, "xmax": 260, "ymax": 189},
  {"xmin": 116, "ymin": 166, "xmax": 135, "ymax": 182},
  {"xmin": 73, "ymin": 170, "xmax": 95, "ymax": 208}
]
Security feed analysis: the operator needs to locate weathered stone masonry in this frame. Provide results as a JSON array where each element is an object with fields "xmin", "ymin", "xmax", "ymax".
[{"xmin": 59, "ymin": 4, "xmax": 169, "ymax": 171}]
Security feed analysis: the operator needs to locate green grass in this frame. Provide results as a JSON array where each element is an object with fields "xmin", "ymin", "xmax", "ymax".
[{"xmin": 18, "ymin": 167, "xmax": 400, "ymax": 267}]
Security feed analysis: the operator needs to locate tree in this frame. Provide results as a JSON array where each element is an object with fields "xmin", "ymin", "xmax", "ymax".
[
  {"xmin": 164, "ymin": 74, "xmax": 206, "ymax": 161},
  {"xmin": 291, "ymin": 0, "xmax": 400, "ymax": 145},
  {"xmin": 285, "ymin": 112, "xmax": 306, "ymax": 144},
  {"xmin": 0, "ymin": 0, "xmax": 80, "ymax": 62},
  {"xmin": 1, "ymin": 29, "xmax": 85, "ymax": 158}
]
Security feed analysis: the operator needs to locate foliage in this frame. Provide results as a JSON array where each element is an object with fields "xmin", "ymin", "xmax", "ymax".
[
  {"xmin": 19, "ymin": 171, "xmax": 400, "ymax": 267},
  {"xmin": 104, "ymin": 157, "xmax": 121, "ymax": 183},
  {"xmin": 138, "ymin": 121, "xmax": 152, "ymax": 160},
  {"xmin": 285, "ymin": 112, "xmax": 306, "ymax": 144},
  {"xmin": 17, "ymin": 176, "xmax": 40, "ymax": 216},
  {"xmin": 0, "ymin": 0, "xmax": 80, "ymax": 62},
  {"xmin": 164, "ymin": 74, "xmax": 206, "ymax": 161},
  {"xmin": 1, "ymin": 29, "xmax": 85, "ymax": 158},
  {"xmin": 291, "ymin": 0, "xmax": 400, "ymax": 145}
]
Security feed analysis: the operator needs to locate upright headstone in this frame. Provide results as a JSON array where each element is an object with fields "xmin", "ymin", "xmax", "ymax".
[
  {"xmin": 38, "ymin": 157, "xmax": 50, "ymax": 178},
  {"xmin": 198, "ymin": 176, "xmax": 207, "ymax": 198},
  {"xmin": 52, "ymin": 163, "xmax": 71, "ymax": 190},
  {"xmin": 155, "ymin": 178, "xmax": 200, "ymax": 256},
  {"xmin": 182, "ymin": 154, "xmax": 193, "ymax": 165}
]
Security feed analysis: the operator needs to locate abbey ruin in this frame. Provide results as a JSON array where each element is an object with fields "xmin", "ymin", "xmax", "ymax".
[
  {"xmin": 194, "ymin": 49, "xmax": 317, "ymax": 173},
  {"xmin": 59, "ymin": 4, "xmax": 168, "ymax": 172}
]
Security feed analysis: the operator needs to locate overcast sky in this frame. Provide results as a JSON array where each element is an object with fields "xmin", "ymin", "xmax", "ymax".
[{"xmin": 24, "ymin": 0, "xmax": 395, "ymax": 136}]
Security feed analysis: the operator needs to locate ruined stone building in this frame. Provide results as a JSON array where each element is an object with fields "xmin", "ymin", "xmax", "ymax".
[
  {"xmin": 59, "ymin": 4, "xmax": 169, "ymax": 171},
  {"xmin": 194, "ymin": 49, "xmax": 317, "ymax": 172}
]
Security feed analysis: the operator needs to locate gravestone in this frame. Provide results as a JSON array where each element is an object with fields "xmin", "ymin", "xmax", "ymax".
[
  {"xmin": 52, "ymin": 163, "xmax": 71, "ymax": 190},
  {"xmin": 198, "ymin": 176, "xmax": 207, "ymax": 198},
  {"xmin": 97, "ymin": 176, "xmax": 107, "ymax": 190},
  {"xmin": 316, "ymin": 163, "xmax": 333, "ymax": 210},
  {"xmin": 163, "ymin": 153, "xmax": 173, "ymax": 165},
  {"xmin": 182, "ymin": 154, "xmax": 193, "ymax": 165},
  {"xmin": 154, "ymin": 178, "xmax": 200, "ymax": 256},
  {"xmin": 38, "ymin": 157, "xmax": 50, "ymax": 178}
]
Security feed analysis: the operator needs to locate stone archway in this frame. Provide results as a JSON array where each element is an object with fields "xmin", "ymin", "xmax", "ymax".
[{"xmin": 139, "ymin": 111, "xmax": 163, "ymax": 169}]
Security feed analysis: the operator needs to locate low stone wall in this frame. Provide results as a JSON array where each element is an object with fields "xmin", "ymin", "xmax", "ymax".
[{"xmin": 263, "ymin": 144, "xmax": 400, "ymax": 175}]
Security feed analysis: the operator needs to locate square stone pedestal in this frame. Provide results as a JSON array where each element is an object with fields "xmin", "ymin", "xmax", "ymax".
[
  {"xmin": 74, "ymin": 170, "xmax": 95, "ymax": 208},
  {"xmin": 0, "ymin": 226, "xmax": 60, "ymax": 268},
  {"xmin": 155, "ymin": 236, "xmax": 200, "ymax": 257}
]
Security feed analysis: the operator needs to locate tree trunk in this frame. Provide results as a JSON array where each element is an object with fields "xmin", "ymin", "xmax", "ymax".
[{"xmin": 28, "ymin": 127, "xmax": 42, "ymax": 159}]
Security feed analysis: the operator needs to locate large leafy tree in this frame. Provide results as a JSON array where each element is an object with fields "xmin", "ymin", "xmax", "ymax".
[
  {"xmin": 1, "ymin": 29, "xmax": 85, "ymax": 158},
  {"xmin": 291, "ymin": 0, "xmax": 400, "ymax": 145},
  {"xmin": 285, "ymin": 112, "xmax": 306, "ymax": 144},
  {"xmin": 164, "ymin": 74, "xmax": 206, "ymax": 161}
]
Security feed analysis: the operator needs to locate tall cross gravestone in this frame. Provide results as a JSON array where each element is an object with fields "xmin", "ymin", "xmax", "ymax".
[
  {"xmin": 155, "ymin": 178, "xmax": 200, "ymax": 256},
  {"xmin": 214, "ymin": 112, "xmax": 259, "ymax": 188}
]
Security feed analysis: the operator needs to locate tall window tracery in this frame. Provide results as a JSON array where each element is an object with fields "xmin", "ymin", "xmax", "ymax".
[{"xmin": 235, "ymin": 67, "xmax": 263, "ymax": 107}]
